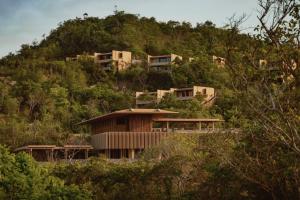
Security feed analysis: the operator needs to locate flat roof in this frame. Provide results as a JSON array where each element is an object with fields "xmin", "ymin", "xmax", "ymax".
[
  {"xmin": 95, "ymin": 52, "xmax": 112, "ymax": 55},
  {"xmin": 149, "ymin": 55, "xmax": 172, "ymax": 58},
  {"xmin": 14, "ymin": 145, "xmax": 93, "ymax": 152},
  {"xmin": 77, "ymin": 109, "xmax": 178, "ymax": 125},
  {"xmin": 15, "ymin": 145, "xmax": 57, "ymax": 151},
  {"xmin": 153, "ymin": 118, "xmax": 224, "ymax": 122},
  {"xmin": 174, "ymin": 88, "xmax": 193, "ymax": 91}
]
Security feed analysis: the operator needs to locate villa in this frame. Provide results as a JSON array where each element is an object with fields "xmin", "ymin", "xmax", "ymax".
[
  {"xmin": 94, "ymin": 50, "xmax": 132, "ymax": 72},
  {"xmin": 78, "ymin": 108, "xmax": 223, "ymax": 159},
  {"xmin": 136, "ymin": 86, "xmax": 216, "ymax": 107},
  {"xmin": 147, "ymin": 54, "xmax": 182, "ymax": 71}
]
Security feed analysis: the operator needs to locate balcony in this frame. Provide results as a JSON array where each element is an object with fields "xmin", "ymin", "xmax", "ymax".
[
  {"xmin": 148, "ymin": 57, "xmax": 172, "ymax": 67},
  {"xmin": 91, "ymin": 132, "xmax": 168, "ymax": 150}
]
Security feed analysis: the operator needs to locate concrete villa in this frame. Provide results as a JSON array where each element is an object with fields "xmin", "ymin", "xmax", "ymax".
[
  {"xmin": 136, "ymin": 86, "xmax": 216, "ymax": 107},
  {"xmin": 94, "ymin": 50, "xmax": 132, "ymax": 71},
  {"xmin": 147, "ymin": 54, "xmax": 182, "ymax": 71},
  {"xmin": 66, "ymin": 51, "xmax": 184, "ymax": 72},
  {"xmin": 66, "ymin": 50, "xmax": 132, "ymax": 72},
  {"xmin": 66, "ymin": 54, "xmax": 95, "ymax": 62}
]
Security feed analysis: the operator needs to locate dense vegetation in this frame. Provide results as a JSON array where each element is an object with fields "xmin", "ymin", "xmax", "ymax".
[
  {"xmin": 0, "ymin": 11, "xmax": 238, "ymax": 148},
  {"xmin": 1, "ymin": 0, "xmax": 300, "ymax": 199}
]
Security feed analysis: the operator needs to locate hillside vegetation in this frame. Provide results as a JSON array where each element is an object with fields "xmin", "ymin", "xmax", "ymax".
[
  {"xmin": 0, "ymin": 11, "xmax": 243, "ymax": 148},
  {"xmin": 1, "ymin": 0, "xmax": 300, "ymax": 198}
]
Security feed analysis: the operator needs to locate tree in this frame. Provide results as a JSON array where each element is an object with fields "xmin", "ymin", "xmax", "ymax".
[
  {"xmin": 219, "ymin": 0, "xmax": 300, "ymax": 198},
  {"xmin": 0, "ymin": 145, "xmax": 91, "ymax": 200}
]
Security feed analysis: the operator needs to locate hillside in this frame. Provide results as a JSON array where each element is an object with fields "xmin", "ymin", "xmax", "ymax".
[
  {"xmin": 0, "ymin": 2, "xmax": 300, "ymax": 199},
  {"xmin": 0, "ymin": 12, "xmax": 249, "ymax": 148}
]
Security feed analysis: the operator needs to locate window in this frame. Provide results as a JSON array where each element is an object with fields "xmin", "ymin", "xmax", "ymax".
[
  {"xmin": 118, "ymin": 53, "xmax": 123, "ymax": 59},
  {"xmin": 202, "ymin": 89, "xmax": 207, "ymax": 95}
]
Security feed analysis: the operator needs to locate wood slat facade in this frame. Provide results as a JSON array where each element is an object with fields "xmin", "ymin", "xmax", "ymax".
[
  {"xmin": 79, "ymin": 109, "xmax": 223, "ymax": 159},
  {"xmin": 91, "ymin": 132, "xmax": 168, "ymax": 150},
  {"xmin": 91, "ymin": 114, "xmax": 155, "ymax": 134}
]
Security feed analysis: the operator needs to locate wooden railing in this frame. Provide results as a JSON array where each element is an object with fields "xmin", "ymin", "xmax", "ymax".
[
  {"xmin": 151, "ymin": 128, "xmax": 220, "ymax": 133},
  {"xmin": 91, "ymin": 132, "xmax": 168, "ymax": 150}
]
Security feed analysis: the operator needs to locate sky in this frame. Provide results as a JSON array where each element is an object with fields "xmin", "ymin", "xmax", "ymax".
[{"xmin": 0, "ymin": 0, "xmax": 259, "ymax": 58}]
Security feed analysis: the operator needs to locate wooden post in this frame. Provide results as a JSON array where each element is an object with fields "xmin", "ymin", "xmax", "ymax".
[
  {"xmin": 64, "ymin": 149, "xmax": 68, "ymax": 160},
  {"xmin": 166, "ymin": 121, "xmax": 169, "ymax": 132},
  {"xmin": 158, "ymin": 152, "xmax": 162, "ymax": 160},
  {"xmin": 50, "ymin": 149, "xmax": 54, "ymax": 162},
  {"xmin": 29, "ymin": 149, "xmax": 33, "ymax": 156},
  {"xmin": 199, "ymin": 122, "xmax": 202, "ymax": 132},
  {"xmin": 129, "ymin": 149, "xmax": 135, "ymax": 159},
  {"xmin": 120, "ymin": 149, "xmax": 123, "ymax": 158},
  {"xmin": 85, "ymin": 149, "xmax": 88, "ymax": 159},
  {"xmin": 212, "ymin": 122, "xmax": 215, "ymax": 132}
]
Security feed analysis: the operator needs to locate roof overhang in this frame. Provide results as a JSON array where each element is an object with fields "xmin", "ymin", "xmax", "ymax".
[
  {"xmin": 153, "ymin": 118, "xmax": 224, "ymax": 122},
  {"xmin": 77, "ymin": 109, "xmax": 178, "ymax": 125},
  {"xmin": 14, "ymin": 145, "xmax": 93, "ymax": 152}
]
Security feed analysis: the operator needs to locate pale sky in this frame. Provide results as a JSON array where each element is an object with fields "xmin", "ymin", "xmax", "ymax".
[{"xmin": 0, "ymin": 0, "xmax": 259, "ymax": 58}]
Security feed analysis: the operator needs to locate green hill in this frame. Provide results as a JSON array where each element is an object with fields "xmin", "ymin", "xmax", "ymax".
[{"xmin": 0, "ymin": 11, "xmax": 255, "ymax": 148}]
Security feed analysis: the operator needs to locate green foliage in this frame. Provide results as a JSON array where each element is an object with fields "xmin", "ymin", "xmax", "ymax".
[
  {"xmin": 0, "ymin": 12, "xmax": 237, "ymax": 147},
  {"xmin": 2, "ymin": 7, "xmax": 299, "ymax": 199},
  {"xmin": 0, "ymin": 145, "xmax": 91, "ymax": 200}
]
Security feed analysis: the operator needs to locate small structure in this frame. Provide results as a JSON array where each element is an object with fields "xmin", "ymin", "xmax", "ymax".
[
  {"xmin": 213, "ymin": 55, "xmax": 226, "ymax": 68},
  {"xmin": 136, "ymin": 86, "xmax": 216, "ymax": 107},
  {"xmin": 147, "ymin": 54, "xmax": 182, "ymax": 71},
  {"xmin": 78, "ymin": 109, "xmax": 223, "ymax": 159},
  {"xmin": 66, "ymin": 54, "xmax": 95, "ymax": 62},
  {"xmin": 94, "ymin": 50, "xmax": 132, "ymax": 72},
  {"xmin": 14, "ymin": 145, "xmax": 93, "ymax": 162}
]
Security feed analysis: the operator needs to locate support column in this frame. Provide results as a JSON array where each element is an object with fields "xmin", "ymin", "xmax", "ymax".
[
  {"xmin": 166, "ymin": 121, "xmax": 169, "ymax": 132},
  {"xmin": 158, "ymin": 152, "xmax": 162, "ymax": 160},
  {"xmin": 199, "ymin": 122, "xmax": 202, "ymax": 132},
  {"xmin": 129, "ymin": 149, "xmax": 135, "ymax": 159},
  {"xmin": 50, "ymin": 149, "xmax": 54, "ymax": 162},
  {"xmin": 212, "ymin": 122, "xmax": 215, "ymax": 132},
  {"xmin": 85, "ymin": 149, "xmax": 88, "ymax": 159},
  {"xmin": 64, "ymin": 149, "xmax": 68, "ymax": 160}
]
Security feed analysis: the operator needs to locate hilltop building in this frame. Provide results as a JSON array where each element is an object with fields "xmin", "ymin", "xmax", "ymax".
[
  {"xmin": 147, "ymin": 54, "xmax": 182, "ymax": 71},
  {"xmin": 94, "ymin": 50, "xmax": 132, "ymax": 72},
  {"xmin": 135, "ymin": 86, "xmax": 216, "ymax": 107},
  {"xmin": 78, "ymin": 109, "xmax": 223, "ymax": 159},
  {"xmin": 66, "ymin": 51, "xmax": 189, "ymax": 72},
  {"xmin": 66, "ymin": 54, "xmax": 95, "ymax": 62}
]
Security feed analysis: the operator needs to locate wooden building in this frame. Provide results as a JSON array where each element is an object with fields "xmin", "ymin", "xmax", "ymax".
[
  {"xmin": 14, "ymin": 145, "xmax": 93, "ymax": 162},
  {"xmin": 78, "ymin": 109, "xmax": 223, "ymax": 159}
]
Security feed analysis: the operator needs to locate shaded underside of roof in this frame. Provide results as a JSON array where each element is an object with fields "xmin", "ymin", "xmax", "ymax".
[
  {"xmin": 153, "ymin": 118, "xmax": 224, "ymax": 122},
  {"xmin": 14, "ymin": 145, "xmax": 93, "ymax": 152},
  {"xmin": 77, "ymin": 109, "xmax": 178, "ymax": 125}
]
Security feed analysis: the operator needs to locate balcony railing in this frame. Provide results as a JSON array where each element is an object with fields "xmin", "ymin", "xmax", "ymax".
[
  {"xmin": 148, "ymin": 61, "xmax": 171, "ymax": 66},
  {"xmin": 91, "ymin": 132, "xmax": 169, "ymax": 150},
  {"xmin": 91, "ymin": 129, "xmax": 222, "ymax": 150}
]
